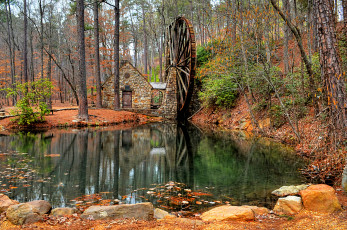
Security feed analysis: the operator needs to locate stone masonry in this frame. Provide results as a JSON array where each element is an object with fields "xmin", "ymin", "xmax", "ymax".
[
  {"xmin": 102, "ymin": 60, "xmax": 178, "ymax": 119},
  {"xmin": 103, "ymin": 61, "xmax": 152, "ymax": 109}
]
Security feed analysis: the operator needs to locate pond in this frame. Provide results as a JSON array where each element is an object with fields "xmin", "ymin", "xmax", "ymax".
[{"xmin": 0, "ymin": 123, "xmax": 305, "ymax": 213}]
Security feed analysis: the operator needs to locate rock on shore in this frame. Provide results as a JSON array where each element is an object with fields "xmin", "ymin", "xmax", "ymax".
[
  {"xmin": 0, "ymin": 194, "xmax": 19, "ymax": 214},
  {"xmin": 81, "ymin": 202, "xmax": 154, "ymax": 220},
  {"xmin": 200, "ymin": 205, "xmax": 255, "ymax": 222}
]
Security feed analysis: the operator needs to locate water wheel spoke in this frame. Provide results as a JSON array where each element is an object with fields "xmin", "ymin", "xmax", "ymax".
[
  {"xmin": 176, "ymin": 69, "xmax": 185, "ymax": 106},
  {"xmin": 176, "ymin": 66, "xmax": 190, "ymax": 78},
  {"xmin": 177, "ymin": 38, "xmax": 190, "ymax": 64},
  {"xmin": 177, "ymin": 56, "xmax": 191, "ymax": 66},
  {"xmin": 177, "ymin": 25, "xmax": 186, "ymax": 60},
  {"xmin": 165, "ymin": 16, "xmax": 196, "ymax": 114},
  {"xmin": 176, "ymin": 132, "xmax": 184, "ymax": 160},
  {"xmin": 176, "ymin": 69, "xmax": 188, "ymax": 93},
  {"xmin": 177, "ymin": 146, "xmax": 187, "ymax": 165}
]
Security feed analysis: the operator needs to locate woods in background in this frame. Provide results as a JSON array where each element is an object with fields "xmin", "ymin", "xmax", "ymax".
[{"xmin": 0, "ymin": 0, "xmax": 345, "ymax": 139}]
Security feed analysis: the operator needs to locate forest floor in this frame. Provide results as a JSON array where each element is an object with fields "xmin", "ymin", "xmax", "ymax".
[
  {"xmin": 0, "ymin": 103, "xmax": 162, "ymax": 133},
  {"xmin": 1, "ymin": 191, "xmax": 347, "ymax": 230}
]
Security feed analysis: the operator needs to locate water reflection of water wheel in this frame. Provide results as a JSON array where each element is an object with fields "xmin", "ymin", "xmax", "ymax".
[{"xmin": 175, "ymin": 125, "xmax": 194, "ymax": 185}]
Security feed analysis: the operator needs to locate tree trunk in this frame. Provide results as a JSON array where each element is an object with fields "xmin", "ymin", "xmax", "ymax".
[
  {"xmin": 5, "ymin": 0, "xmax": 16, "ymax": 105},
  {"xmin": 142, "ymin": 2, "xmax": 148, "ymax": 76},
  {"xmin": 39, "ymin": 0, "xmax": 44, "ymax": 79},
  {"xmin": 93, "ymin": 1, "xmax": 102, "ymax": 108},
  {"xmin": 23, "ymin": 0, "xmax": 28, "ymax": 83},
  {"xmin": 314, "ymin": 0, "xmax": 347, "ymax": 137},
  {"xmin": 29, "ymin": 27, "xmax": 35, "ymax": 81},
  {"xmin": 283, "ymin": 0, "xmax": 291, "ymax": 74},
  {"xmin": 114, "ymin": 0, "xmax": 120, "ymax": 109},
  {"xmin": 76, "ymin": 0, "xmax": 89, "ymax": 120},
  {"xmin": 343, "ymin": 0, "xmax": 347, "ymax": 29}
]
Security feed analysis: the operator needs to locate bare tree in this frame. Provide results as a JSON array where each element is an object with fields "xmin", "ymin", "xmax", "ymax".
[
  {"xmin": 93, "ymin": 0, "xmax": 102, "ymax": 108},
  {"xmin": 114, "ymin": 0, "xmax": 120, "ymax": 109},
  {"xmin": 23, "ymin": 0, "xmax": 28, "ymax": 83},
  {"xmin": 283, "ymin": 0, "xmax": 290, "ymax": 74},
  {"xmin": 141, "ymin": 0, "xmax": 148, "ymax": 77},
  {"xmin": 76, "ymin": 0, "xmax": 89, "ymax": 120}
]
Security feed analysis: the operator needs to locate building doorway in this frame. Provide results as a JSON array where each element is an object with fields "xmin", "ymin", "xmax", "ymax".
[{"xmin": 122, "ymin": 91, "xmax": 132, "ymax": 108}]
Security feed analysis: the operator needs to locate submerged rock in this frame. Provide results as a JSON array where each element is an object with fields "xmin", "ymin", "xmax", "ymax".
[
  {"xmin": 81, "ymin": 202, "xmax": 154, "ymax": 220},
  {"xmin": 51, "ymin": 207, "xmax": 78, "ymax": 216},
  {"xmin": 200, "ymin": 205, "xmax": 254, "ymax": 222},
  {"xmin": 273, "ymin": 196, "xmax": 303, "ymax": 215},
  {"xmin": 6, "ymin": 203, "xmax": 43, "ymax": 225},
  {"xmin": 0, "ymin": 194, "xmax": 19, "ymax": 214},
  {"xmin": 271, "ymin": 184, "xmax": 310, "ymax": 197},
  {"xmin": 300, "ymin": 184, "xmax": 341, "ymax": 213}
]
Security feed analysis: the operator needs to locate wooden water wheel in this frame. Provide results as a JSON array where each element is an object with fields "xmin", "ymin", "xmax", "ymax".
[{"xmin": 165, "ymin": 17, "xmax": 196, "ymax": 115}]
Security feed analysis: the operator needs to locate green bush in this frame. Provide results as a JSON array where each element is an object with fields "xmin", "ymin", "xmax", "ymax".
[
  {"xmin": 6, "ymin": 79, "xmax": 53, "ymax": 125},
  {"xmin": 199, "ymin": 75, "xmax": 239, "ymax": 108},
  {"xmin": 197, "ymin": 45, "xmax": 213, "ymax": 68},
  {"xmin": 269, "ymin": 104, "xmax": 286, "ymax": 128}
]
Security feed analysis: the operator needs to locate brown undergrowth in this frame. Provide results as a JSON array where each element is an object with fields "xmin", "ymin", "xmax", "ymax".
[{"xmin": 191, "ymin": 96, "xmax": 346, "ymax": 186}]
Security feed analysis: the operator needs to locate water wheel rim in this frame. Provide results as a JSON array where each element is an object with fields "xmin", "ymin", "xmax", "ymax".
[{"xmin": 166, "ymin": 17, "xmax": 196, "ymax": 114}]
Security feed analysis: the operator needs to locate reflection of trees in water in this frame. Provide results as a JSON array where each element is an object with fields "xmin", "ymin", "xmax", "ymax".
[
  {"xmin": 2, "ymin": 124, "xmax": 197, "ymax": 207},
  {"xmin": 1, "ymin": 124, "xmax": 304, "ymax": 209}
]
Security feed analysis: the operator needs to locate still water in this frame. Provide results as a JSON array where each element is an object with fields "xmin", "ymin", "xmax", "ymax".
[{"xmin": 0, "ymin": 123, "xmax": 304, "ymax": 211}]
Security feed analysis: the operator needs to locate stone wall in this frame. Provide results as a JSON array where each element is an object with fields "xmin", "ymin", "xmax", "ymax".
[
  {"xmin": 157, "ymin": 68, "xmax": 177, "ymax": 119},
  {"xmin": 103, "ymin": 61, "xmax": 152, "ymax": 110},
  {"xmin": 102, "ymin": 61, "xmax": 178, "ymax": 119}
]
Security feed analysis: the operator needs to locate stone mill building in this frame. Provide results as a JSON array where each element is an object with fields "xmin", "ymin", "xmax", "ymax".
[{"xmin": 102, "ymin": 60, "xmax": 178, "ymax": 119}]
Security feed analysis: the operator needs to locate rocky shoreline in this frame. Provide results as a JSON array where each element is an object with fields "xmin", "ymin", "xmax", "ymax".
[{"xmin": 0, "ymin": 184, "xmax": 343, "ymax": 228}]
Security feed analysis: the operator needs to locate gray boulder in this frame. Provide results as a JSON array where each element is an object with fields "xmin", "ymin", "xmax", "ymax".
[
  {"xmin": 26, "ymin": 200, "xmax": 52, "ymax": 215},
  {"xmin": 271, "ymin": 184, "xmax": 310, "ymax": 197},
  {"xmin": 6, "ymin": 203, "xmax": 43, "ymax": 225},
  {"xmin": 273, "ymin": 196, "xmax": 303, "ymax": 215},
  {"xmin": 0, "ymin": 194, "xmax": 19, "ymax": 214},
  {"xmin": 51, "ymin": 207, "xmax": 78, "ymax": 216},
  {"xmin": 81, "ymin": 202, "xmax": 154, "ymax": 220}
]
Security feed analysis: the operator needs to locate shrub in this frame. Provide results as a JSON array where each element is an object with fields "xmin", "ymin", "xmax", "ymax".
[
  {"xmin": 269, "ymin": 104, "xmax": 286, "ymax": 128},
  {"xmin": 6, "ymin": 79, "xmax": 53, "ymax": 125},
  {"xmin": 197, "ymin": 45, "xmax": 213, "ymax": 68},
  {"xmin": 199, "ymin": 75, "xmax": 239, "ymax": 108}
]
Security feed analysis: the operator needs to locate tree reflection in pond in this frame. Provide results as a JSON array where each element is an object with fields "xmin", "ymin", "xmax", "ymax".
[{"xmin": 0, "ymin": 124, "xmax": 304, "ymax": 209}]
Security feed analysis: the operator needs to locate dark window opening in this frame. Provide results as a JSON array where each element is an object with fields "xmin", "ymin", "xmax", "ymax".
[{"xmin": 151, "ymin": 90, "xmax": 163, "ymax": 109}]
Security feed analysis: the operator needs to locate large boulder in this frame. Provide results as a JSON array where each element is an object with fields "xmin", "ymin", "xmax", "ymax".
[
  {"xmin": 0, "ymin": 194, "xmax": 19, "ymax": 214},
  {"xmin": 81, "ymin": 202, "xmax": 154, "ymax": 220},
  {"xmin": 300, "ymin": 184, "xmax": 342, "ymax": 213},
  {"xmin": 200, "ymin": 206, "xmax": 254, "ymax": 222},
  {"xmin": 51, "ymin": 207, "xmax": 78, "ymax": 216},
  {"xmin": 26, "ymin": 200, "xmax": 51, "ymax": 215},
  {"xmin": 273, "ymin": 196, "xmax": 303, "ymax": 215},
  {"xmin": 6, "ymin": 203, "xmax": 42, "ymax": 225},
  {"xmin": 272, "ymin": 184, "xmax": 310, "ymax": 197}
]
